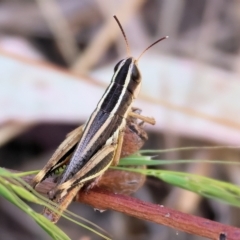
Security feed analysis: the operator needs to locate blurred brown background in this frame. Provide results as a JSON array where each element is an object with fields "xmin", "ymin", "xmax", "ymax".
[{"xmin": 1, "ymin": 0, "xmax": 240, "ymax": 239}]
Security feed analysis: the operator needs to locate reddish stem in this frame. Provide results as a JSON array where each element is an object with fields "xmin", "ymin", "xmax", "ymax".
[
  {"xmin": 77, "ymin": 188, "xmax": 240, "ymax": 240},
  {"xmin": 12, "ymin": 171, "xmax": 240, "ymax": 240}
]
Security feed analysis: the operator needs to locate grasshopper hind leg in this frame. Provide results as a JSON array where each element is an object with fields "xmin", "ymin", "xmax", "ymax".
[
  {"xmin": 31, "ymin": 125, "xmax": 85, "ymax": 189},
  {"xmin": 43, "ymin": 184, "xmax": 83, "ymax": 223}
]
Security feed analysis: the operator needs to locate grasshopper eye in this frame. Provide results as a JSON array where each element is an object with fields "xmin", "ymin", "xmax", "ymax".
[
  {"xmin": 114, "ymin": 60, "xmax": 123, "ymax": 72},
  {"xmin": 131, "ymin": 64, "xmax": 141, "ymax": 82}
]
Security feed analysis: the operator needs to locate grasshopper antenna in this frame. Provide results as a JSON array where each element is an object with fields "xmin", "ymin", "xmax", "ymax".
[
  {"xmin": 137, "ymin": 36, "xmax": 169, "ymax": 62},
  {"xmin": 113, "ymin": 15, "xmax": 131, "ymax": 56}
]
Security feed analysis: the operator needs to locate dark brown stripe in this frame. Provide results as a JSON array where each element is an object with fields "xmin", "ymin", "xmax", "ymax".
[
  {"xmin": 58, "ymin": 112, "xmax": 122, "ymax": 183},
  {"xmin": 113, "ymin": 58, "xmax": 132, "ymax": 85},
  {"xmin": 70, "ymin": 150, "xmax": 115, "ymax": 188}
]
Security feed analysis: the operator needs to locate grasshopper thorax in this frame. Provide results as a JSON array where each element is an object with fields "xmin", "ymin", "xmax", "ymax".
[{"xmin": 114, "ymin": 57, "xmax": 141, "ymax": 83}]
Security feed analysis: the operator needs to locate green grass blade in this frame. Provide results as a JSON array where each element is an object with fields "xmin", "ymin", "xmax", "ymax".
[
  {"xmin": 13, "ymin": 170, "xmax": 39, "ymax": 177},
  {"xmin": 119, "ymin": 156, "xmax": 240, "ymax": 166},
  {"xmin": 0, "ymin": 168, "xmax": 110, "ymax": 239},
  {"xmin": 114, "ymin": 167, "xmax": 240, "ymax": 208},
  {"xmin": 139, "ymin": 145, "xmax": 240, "ymax": 154},
  {"xmin": 0, "ymin": 178, "xmax": 70, "ymax": 240}
]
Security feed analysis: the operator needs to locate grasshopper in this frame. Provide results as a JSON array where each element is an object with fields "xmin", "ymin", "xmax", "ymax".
[
  {"xmin": 37, "ymin": 109, "xmax": 151, "ymax": 222},
  {"xmin": 32, "ymin": 16, "xmax": 167, "ymax": 223}
]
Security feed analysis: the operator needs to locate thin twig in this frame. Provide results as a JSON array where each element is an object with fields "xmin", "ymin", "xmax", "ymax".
[
  {"xmin": 141, "ymin": 93, "xmax": 240, "ymax": 132},
  {"xmin": 36, "ymin": 0, "xmax": 79, "ymax": 65},
  {"xmin": 70, "ymin": 0, "xmax": 145, "ymax": 75},
  {"xmin": 0, "ymin": 122, "xmax": 34, "ymax": 147}
]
